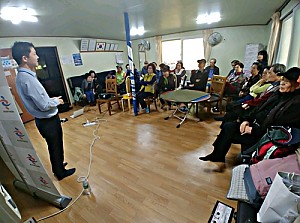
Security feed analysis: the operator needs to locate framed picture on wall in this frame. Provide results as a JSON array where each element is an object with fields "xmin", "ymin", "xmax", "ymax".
[
  {"xmin": 105, "ymin": 43, "xmax": 111, "ymax": 51},
  {"xmin": 109, "ymin": 43, "xmax": 115, "ymax": 51},
  {"xmin": 88, "ymin": 39, "xmax": 96, "ymax": 51},
  {"xmin": 96, "ymin": 42, "xmax": 106, "ymax": 51},
  {"xmin": 80, "ymin": 39, "xmax": 89, "ymax": 51},
  {"xmin": 113, "ymin": 44, "xmax": 119, "ymax": 51}
]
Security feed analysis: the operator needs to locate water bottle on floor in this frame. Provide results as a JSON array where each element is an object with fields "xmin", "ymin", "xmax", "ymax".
[{"xmin": 82, "ymin": 179, "xmax": 91, "ymax": 195}]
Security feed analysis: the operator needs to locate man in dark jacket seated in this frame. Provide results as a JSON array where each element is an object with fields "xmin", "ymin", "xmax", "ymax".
[
  {"xmin": 199, "ymin": 67, "xmax": 300, "ymax": 172},
  {"xmin": 205, "ymin": 58, "xmax": 220, "ymax": 81},
  {"xmin": 185, "ymin": 59, "xmax": 208, "ymax": 91}
]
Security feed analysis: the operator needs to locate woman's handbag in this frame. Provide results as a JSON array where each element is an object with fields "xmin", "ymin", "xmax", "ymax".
[
  {"xmin": 257, "ymin": 172, "xmax": 300, "ymax": 222},
  {"xmin": 241, "ymin": 126, "xmax": 300, "ymax": 164},
  {"xmin": 245, "ymin": 154, "xmax": 300, "ymax": 202}
]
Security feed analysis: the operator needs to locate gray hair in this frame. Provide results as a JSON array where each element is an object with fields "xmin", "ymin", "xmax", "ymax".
[{"xmin": 271, "ymin": 63, "xmax": 286, "ymax": 74}]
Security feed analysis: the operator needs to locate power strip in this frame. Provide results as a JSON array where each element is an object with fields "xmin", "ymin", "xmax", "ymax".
[
  {"xmin": 23, "ymin": 217, "xmax": 37, "ymax": 223},
  {"xmin": 83, "ymin": 122, "xmax": 97, "ymax": 127}
]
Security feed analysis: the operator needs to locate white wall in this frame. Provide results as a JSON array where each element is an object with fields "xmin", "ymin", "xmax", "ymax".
[
  {"xmin": 131, "ymin": 37, "xmax": 158, "ymax": 70},
  {"xmin": 132, "ymin": 25, "xmax": 269, "ymax": 75},
  {"xmin": 0, "ymin": 25, "xmax": 270, "ymax": 102},
  {"xmin": 0, "ymin": 37, "xmax": 126, "ymax": 102},
  {"xmin": 210, "ymin": 26, "xmax": 268, "ymax": 74},
  {"xmin": 0, "ymin": 25, "xmax": 268, "ymax": 80},
  {"xmin": 0, "ymin": 37, "xmax": 127, "ymax": 78}
]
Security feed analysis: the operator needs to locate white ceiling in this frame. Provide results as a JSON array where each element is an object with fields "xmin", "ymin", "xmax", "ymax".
[{"xmin": 0, "ymin": 0, "xmax": 288, "ymax": 41}]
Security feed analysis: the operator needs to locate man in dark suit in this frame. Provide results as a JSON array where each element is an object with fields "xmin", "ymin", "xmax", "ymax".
[{"xmin": 205, "ymin": 58, "xmax": 220, "ymax": 80}]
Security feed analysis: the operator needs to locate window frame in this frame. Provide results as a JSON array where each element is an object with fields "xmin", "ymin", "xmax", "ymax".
[{"xmin": 162, "ymin": 37, "xmax": 204, "ymax": 70}]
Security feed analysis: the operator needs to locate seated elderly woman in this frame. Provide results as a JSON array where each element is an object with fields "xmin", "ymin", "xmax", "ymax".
[
  {"xmin": 115, "ymin": 65, "xmax": 126, "ymax": 94},
  {"xmin": 213, "ymin": 62, "xmax": 246, "ymax": 112},
  {"xmin": 81, "ymin": 72, "xmax": 95, "ymax": 105},
  {"xmin": 237, "ymin": 62, "xmax": 263, "ymax": 103},
  {"xmin": 158, "ymin": 65, "xmax": 176, "ymax": 109},
  {"xmin": 174, "ymin": 61, "xmax": 187, "ymax": 88},
  {"xmin": 224, "ymin": 62, "xmax": 246, "ymax": 97},
  {"xmin": 199, "ymin": 67, "xmax": 300, "ymax": 172},
  {"xmin": 136, "ymin": 63, "xmax": 157, "ymax": 114},
  {"xmin": 215, "ymin": 62, "xmax": 262, "ymax": 119}
]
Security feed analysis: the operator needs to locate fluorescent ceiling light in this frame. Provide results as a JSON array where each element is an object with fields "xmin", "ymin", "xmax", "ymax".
[
  {"xmin": 0, "ymin": 6, "xmax": 38, "ymax": 24},
  {"xmin": 196, "ymin": 12, "xmax": 221, "ymax": 24},
  {"xmin": 130, "ymin": 27, "xmax": 145, "ymax": 36}
]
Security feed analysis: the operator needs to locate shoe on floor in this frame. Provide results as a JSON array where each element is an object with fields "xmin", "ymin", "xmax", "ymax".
[
  {"xmin": 214, "ymin": 116, "xmax": 225, "ymax": 121},
  {"xmin": 199, "ymin": 154, "xmax": 224, "ymax": 162},
  {"xmin": 145, "ymin": 107, "xmax": 150, "ymax": 113},
  {"xmin": 138, "ymin": 108, "xmax": 146, "ymax": 114},
  {"xmin": 199, "ymin": 154, "xmax": 214, "ymax": 161},
  {"xmin": 55, "ymin": 168, "xmax": 76, "ymax": 181},
  {"xmin": 212, "ymin": 107, "xmax": 219, "ymax": 112},
  {"xmin": 212, "ymin": 162, "xmax": 226, "ymax": 173}
]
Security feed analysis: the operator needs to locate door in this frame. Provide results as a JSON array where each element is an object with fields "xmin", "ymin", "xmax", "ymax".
[
  {"xmin": 0, "ymin": 48, "xmax": 34, "ymax": 123},
  {"xmin": 35, "ymin": 47, "xmax": 70, "ymax": 103}
]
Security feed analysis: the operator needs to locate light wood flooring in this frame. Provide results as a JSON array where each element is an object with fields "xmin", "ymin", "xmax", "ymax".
[{"xmin": 0, "ymin": 105, "xmax": 241, "ymax": 223}]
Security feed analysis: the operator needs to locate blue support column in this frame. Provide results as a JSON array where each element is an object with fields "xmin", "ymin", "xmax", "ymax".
[{"xmin": 124, "ymin": 12, "xmax": 138, "ymax": 116}]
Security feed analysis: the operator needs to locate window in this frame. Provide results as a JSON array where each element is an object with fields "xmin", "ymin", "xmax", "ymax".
[
  {"xmin": 162, "ymin": 40, "xmax": 181, "ymax": 70},
  {"xmin": 183, "ymin": 38, "xmax": 204, "ymax": 70},
  {"xmin": 162, "ymin": 38, "xmax": 204, "ymax": 70},
  {"xmin": 276, "ymin": 16, "xmax": 293, "ymax": 65},
  {"xmin": 288, "ymin": 5, "xmax": 300, "ymax": 67}
]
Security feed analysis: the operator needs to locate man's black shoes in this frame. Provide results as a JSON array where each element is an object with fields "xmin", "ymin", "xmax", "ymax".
[
  {"xmin": 212, "ymin": 107, "xmax": 219, "ymax": 112},
  {"xmin": 55, "ymin": 168, "xmax": 76, "ymax": 181},
  {"xmin": 214, "ymin": 116, "xmax": 225, "ymax": 121}
]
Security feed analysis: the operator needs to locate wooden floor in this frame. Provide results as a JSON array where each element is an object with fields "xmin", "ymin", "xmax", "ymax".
[{"xmin": 0, "ymin": 105, "xmax": 241, "ymax": 223}]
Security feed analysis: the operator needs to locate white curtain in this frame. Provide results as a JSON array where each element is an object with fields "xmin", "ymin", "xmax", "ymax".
[
  {"xmin": 155, "ymin": 35, "xmax": 162, "ymax": 65},
  {"xmin": 203, "ymin": 29, "xmax": 213, "ymax": 61},
  {"xmin": 267, "ymin": 12, "xmax": 281, "ymax": 65}
]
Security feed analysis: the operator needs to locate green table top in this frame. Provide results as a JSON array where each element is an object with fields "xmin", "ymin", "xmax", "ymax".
[{"xmin": 161, "ymin": 89, "xmax": 210, "ymax": 102}]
